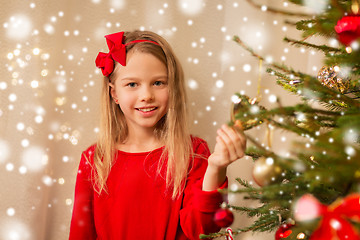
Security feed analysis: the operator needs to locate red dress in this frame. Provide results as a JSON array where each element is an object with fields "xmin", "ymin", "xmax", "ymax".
[{"xmin": 69, "ymin": 137, "xmax": 228, "ymax": 240}]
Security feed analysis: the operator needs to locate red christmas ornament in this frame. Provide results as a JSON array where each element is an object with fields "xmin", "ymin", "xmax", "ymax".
[
  {"xmin": 334, "ymin": 15, "xmax": 360, "ymax": 45},
  {"xmin": 214, "ymin": 208, "xmax": 234, "ymax": 228},
  {"xmin": 294, "ymin": 193, "xmax": 360, "ymax": 240},
  {"xmin": 275, "ymin": 223, "xmax": 294, "ymax": 240}
]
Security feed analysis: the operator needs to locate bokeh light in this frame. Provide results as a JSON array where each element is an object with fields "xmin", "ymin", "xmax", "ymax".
[
  {"xmin": 5, "ymin": 14, "xmax": 32, "ymax": 40},
  {"xmin": 21, "ymin": 146, "xmax": 47, "ymax": 172},
  {"xmin": 178, "ymin": 0, "xmax": 204, "ymax": 15}
]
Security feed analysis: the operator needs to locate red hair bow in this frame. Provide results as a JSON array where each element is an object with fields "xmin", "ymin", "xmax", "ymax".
[
  {"xmin": 294, "ymin": 193, "xmax": 360, "ymax": 240},
  {"xmin": 95, "ymin": 32, "xmax": 127, "ymax": 77},
  {"xmin": 95, "ymin": 31, "xmax": 160, "ymax": 77}
]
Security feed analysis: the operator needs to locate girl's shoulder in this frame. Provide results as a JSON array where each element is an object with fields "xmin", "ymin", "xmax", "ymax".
[
  {"xmin": 190, "ymin": 135, "xmax": 210, "ymax": 153},
  {"xmin": 188, "ymin": 135, "xmax": 211, "ymax": 176},
  {"xmin": 190, "ymin": 135, "xmax": 208, "ymax": 146},
  {"xmin": 81, "ymin": 143, "xmax": 97, "ymax": 163},
  {"xmin": 74, "ymin": 144, "xmax": 97, "ymax": 175}
]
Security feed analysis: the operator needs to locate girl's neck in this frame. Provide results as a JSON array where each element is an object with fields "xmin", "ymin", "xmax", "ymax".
[{"xmin": 118, "ymin": 126, "xmax": 163, "ymax": 153}]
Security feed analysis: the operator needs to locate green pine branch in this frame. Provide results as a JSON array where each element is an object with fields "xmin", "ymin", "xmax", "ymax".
[
  {"xmin": 244, "ymin": 0, "xmax": 312, "ymax": 17},
  {"xmin": 283, "ymin": 37, "xmax": 343, "ymax": 54},
  {"xmin": 199, "ymin": 213, "xmax": 280, "ymax": 239}
]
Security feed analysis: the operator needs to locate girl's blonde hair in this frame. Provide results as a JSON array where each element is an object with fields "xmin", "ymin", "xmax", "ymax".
[{"xmin": 93, "ymin": 30, "xmax": 193, "ymax": 199}]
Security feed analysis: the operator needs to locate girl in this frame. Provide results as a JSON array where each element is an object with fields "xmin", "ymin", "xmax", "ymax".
[{"xmin": 69, "ymin": 30, "xmax": 246, "ymax": 240}]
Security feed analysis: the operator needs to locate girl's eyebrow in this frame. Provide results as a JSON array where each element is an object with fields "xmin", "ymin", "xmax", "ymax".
[
  {"xmin": 152, "ymin": 75, "xmax": 168, "ymax": 80},
  {"xmin": 120, "ymin": 77, "xmax": 138, "ymax": 81},
  {"xmin": 120, "ymin": 75, "xmax": 168, "ymax": 81}
]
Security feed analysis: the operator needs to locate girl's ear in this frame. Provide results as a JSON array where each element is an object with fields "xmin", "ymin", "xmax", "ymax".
[{"xmin": 109, "ymin": 83, "xmax": 117, "ymax": 100}]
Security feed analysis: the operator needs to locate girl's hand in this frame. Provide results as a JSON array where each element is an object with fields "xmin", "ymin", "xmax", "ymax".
[
  {"xmin": 202, "ymin": 121, "xmax": 246, "ymax": 191},
  {"xmin": 208, "ymin": 122, "xmax": 246, "ymax": 171}
]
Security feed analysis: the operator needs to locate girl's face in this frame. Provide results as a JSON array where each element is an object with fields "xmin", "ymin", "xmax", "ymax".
[{"xmin": 110, "ymin": 50, "xmax": 169, "ymax": 131}]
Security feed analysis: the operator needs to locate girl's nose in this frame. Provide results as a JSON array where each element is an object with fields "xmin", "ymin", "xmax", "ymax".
[{"xmin": 140, "ymin": 86, "xmax": 154, "ymax": 102}]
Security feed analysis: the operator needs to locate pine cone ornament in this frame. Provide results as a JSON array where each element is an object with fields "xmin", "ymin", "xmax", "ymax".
[{"xmin": 317, "ymin": 66, "xmax": 349, "ymax": 93}]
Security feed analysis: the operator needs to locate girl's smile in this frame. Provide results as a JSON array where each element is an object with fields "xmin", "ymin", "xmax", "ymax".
[
  {"xmin": 110, "ymin": 50, "xmax": 169, "ymax": 130},
  {"xmin": 135, "ymin": 106, "xmax": 158, "ymax": 117}
]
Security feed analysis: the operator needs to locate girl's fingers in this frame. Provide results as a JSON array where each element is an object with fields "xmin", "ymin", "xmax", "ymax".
[
  {"xmin": 217, "ymin": 127, "xmax": 238, "ymax": 161},
  {"xmin": 233, "ymin": 120, "xmax": 244, "ymax": 131},
  {"xmin": 221, "ymin": 125, "xmax": 246, "ymax": 159},
  {"xmin": 214, "ymin": 135, "xmax": 229, "ymax": 160},
  {"xmin": 234, "ymin": 129, "xmax": 247, "ymax": 153},
  {"xmin": 229, "ymin": 124, "xmax": 247, "ymax": 151},
  {"xmin": 231, "ymin": 122, "xmax": 247, "ymax": 145},
  {"xmin": 215, "ymin": 135, "xmax": 226, "ymax": 152}
]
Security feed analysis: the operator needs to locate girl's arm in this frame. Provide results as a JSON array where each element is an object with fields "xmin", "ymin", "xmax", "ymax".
[
  {"xmin": 69, "ymin": 149, "xmax": 97, "ymax": 240},
  {"xmin": 179, "ymin": 131, "xmax": 245, "ymax": 238},
  {"xmin": 179, "ymin": 138, "xmax": 226, "ymax": 238},
  {"xmin": 203, "ymin": 123, "xmax": 246, "ymax": 191}
]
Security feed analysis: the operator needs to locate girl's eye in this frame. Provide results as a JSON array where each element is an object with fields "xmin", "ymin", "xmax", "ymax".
[
  {"xmin": 154, "ymin": 81, "xmax": 166, "ymax": 86},
  {"xmin": 127, "ymin": 82, "xmax": 137, "ymax": 88}
]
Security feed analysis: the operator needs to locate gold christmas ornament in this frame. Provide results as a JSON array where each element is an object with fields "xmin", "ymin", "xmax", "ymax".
[
  {"xmin": 297, "ymin": 118, "xmax": 321, "ymax": 133},
  {"xmin": 317, "ymin": 66, "xmax": 349, "ymax": 93},
  {"xmin": 231, "ymin": 95, "xmax": 266, "ymax": 130},
  {"xmin": 252, "ymin": 157, "xmax": 283, "ymax": 186}
]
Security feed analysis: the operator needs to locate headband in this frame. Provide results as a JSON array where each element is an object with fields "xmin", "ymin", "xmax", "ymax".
[{"xmin": 95, "ymin": 31, "xmax": 160, "ymax": 77}]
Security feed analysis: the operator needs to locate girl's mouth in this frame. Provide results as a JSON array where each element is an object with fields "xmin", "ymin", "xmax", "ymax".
[{"xmin": 136, "ymin": 107, "xmax": 158, "ymax": 112}]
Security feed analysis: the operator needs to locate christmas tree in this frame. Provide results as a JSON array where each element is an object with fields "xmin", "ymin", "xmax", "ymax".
[{"xmin": 201, "ymin": 0, "xmax": 360, "ymax": 239}]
